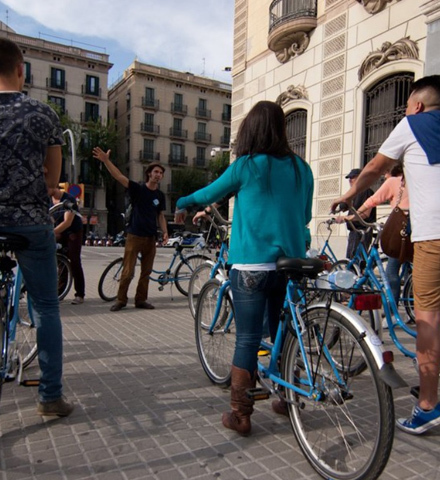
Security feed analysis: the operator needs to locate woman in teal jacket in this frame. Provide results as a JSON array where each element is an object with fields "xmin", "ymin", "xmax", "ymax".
[{"xmin": 176, "ymin": 101, "xmax": 313, "ymax": 436}]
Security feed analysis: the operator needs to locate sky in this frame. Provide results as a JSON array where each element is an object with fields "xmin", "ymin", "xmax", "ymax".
[{"xmin": 0, "ymin": 0, "xmax": 235, "ymax": 86}]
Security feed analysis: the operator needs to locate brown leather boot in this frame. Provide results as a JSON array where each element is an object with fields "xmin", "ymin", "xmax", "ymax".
[
  {"xmin": 222, "ymin": 366, "xmax": 256, "ymax": 436},
  {"xmin": 272, "ymin": 398, "xmax": 289, "ymax": 416}
]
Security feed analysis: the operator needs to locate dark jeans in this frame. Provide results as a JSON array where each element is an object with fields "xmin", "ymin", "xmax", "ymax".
[
  {"xmin": 118, "ymin": 233, "xmax": 156, "ymax": 305},
  {"xmin": 346, "ymin": 230, "xmax": 373, "ymax": 259},
  {"xmin": 63, "ymin": 230, "xmax": 85, "ymax": 298},
  {"xmin": 0, "ymin": 224, "xmax": 63, "ymax": 402},
  {"xmin": 386, "ymin": 256, "xmax": 401, "ymax": 305},
  {"xmin": 230, "ymin": 269, "xmax": 286, "ymax": 374}
]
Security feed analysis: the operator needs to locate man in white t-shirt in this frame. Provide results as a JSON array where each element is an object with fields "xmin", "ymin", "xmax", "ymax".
[{"xmin": 331, "ymin": 75, "xmax": 440, "ymax": 435}]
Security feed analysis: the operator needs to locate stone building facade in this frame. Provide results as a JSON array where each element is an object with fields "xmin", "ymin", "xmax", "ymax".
[
  {"xmin": 108, "ymin": 61, "xmax": 232, "ymax": 221},
  {"xmin": 230, "ymin": 0, "xmax": 440, "ymax": 253}
]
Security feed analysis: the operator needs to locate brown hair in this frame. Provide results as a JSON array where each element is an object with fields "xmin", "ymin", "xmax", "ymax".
[
  {"xmin": 0, "ymin": 38, "xmax": 23, "ymax": 77},
  {"xmin": 145, "ymin": 162, "xmax": 165, "ymax": 181}
]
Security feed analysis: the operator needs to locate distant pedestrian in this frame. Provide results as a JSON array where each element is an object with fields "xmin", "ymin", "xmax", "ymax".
[{"xmin": 93, "ymin": 147, "xmax": 168, "ymax": 311}]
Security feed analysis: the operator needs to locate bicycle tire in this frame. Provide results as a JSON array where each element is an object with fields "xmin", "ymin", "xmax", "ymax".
[
  {"xmin": 402, "ymin": 272, "xmax": 415, "ymax": 323},
  {"xmin": 98, "ymin": 257, "xmax": 124, "ymax": 302},
  {"xmin": 174, "ymin": 254, "xmax": 211, "ymax": 296},
  {"xmin": 281, "ymin": 307, "xmax": 394, "ymax": 480},
  {"xmin": 0, "ymin": 299, "xmax": 5, "ymax": 402},
  {"xmin": 188, "ymin": 261, "xmax": 215, "ymax": 319},
  {"xmin": 195, "ymin": 279, "xmax": 234, "ymax": 387},
  {"xmin": 16, "ymin": 285, "xmax": 38, "ymax": 369},
  {"xmin": 57, "ymin": 253, "xmax": 73, "ymax": 301}
]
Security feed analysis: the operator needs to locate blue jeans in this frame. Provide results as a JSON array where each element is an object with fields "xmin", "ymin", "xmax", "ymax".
[
  {"xmin": 230, "ymin": 269, "xmax": 286, "ymax": 374},
  {"xmin": 0, "ymin": 225, "xmax": 63, "ymax": 402},
  {"xmin": 386, "ymin": 256, "xmax": 401, "ymax": 305}
]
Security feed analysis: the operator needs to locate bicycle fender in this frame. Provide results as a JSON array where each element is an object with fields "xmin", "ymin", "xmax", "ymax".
[{"xmin": 308, "ymin": 302, "xmax": 407, "ymax": 389}]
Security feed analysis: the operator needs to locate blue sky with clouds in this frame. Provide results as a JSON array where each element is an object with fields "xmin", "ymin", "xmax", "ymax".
[{"xmin": 0, "ymin": 0, "xmax": 234, "ymax": 86}]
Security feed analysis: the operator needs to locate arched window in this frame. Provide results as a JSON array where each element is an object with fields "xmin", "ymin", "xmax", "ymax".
[
  {"xmin": 285, "ymin": 109, "xmax": 307, "ymax": 160},
  {"xmin": 363, "ymin": 73, "xmax": 414, "ymax": 166}
]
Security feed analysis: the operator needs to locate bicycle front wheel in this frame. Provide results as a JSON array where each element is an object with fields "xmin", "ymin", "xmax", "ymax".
[
  {"xmin": 98, "ymin": 257, "xmax": 123, "ymax": 302},
  {"xmin": 282, "ymin": 307, "xmax": 394, "ymax": 480},
  {"xmin": 195, "ymin": 279, "xmax": 235, "ymax": 387},
  {"xmin": 57, "ymin": 253, "xmax": 73, "ymax": 301},
  {"xmin": 174, "ymin": 254, "xmax": 210, "ymax": 296},
  {"xmin": 16, "ymin": 285, "xmax": 37, "ymax": 369},
  {"xmin": 188, "ymin": 261, "xmax": 215, "ymax": 318}
]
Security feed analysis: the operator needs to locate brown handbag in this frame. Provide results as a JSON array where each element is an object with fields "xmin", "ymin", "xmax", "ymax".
[{"xmin": 380, "ymin": 180, "xmax": 413, "ymax": 263}]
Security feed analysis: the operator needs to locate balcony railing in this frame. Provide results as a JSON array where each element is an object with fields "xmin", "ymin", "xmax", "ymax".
[
  {"xmin": 141, "ymin": 97, "xmax": 160, "ymax": 110},
  {"xmin": 268, "ymin": 0, "xmax": 317, "ymax": 63},
  {"xmin": 220, "ymin": 135, "xmax": 231, "ymax": 146},
  {"xmin": 194, "ymin": 132, "xmax": 212, "ymax": 143},
  {"xmin": 169, "ymin": 155, "xmax": 188, "ymax": 165},
  {"xmin": 194, "ymin": 157, "xmax": 207, "ymax": 168},
  {"xmin": 139, "ymin": 150, "xmax": 160, "ymax": 163},
  {"xmin": 46, "ymin": 78, "xmax": 68, "ymax": 92},
  {"xmin": 195, "ymin": 108, "xmax": 211, "ymax": 120},
  {"xmin": 81, "ymin": 84, "xmax": 101, "ymax": 97},
  {"xmin": 222, "ymin": 112, "xmax": 231, "ymax": 122},
  {"xmin": 171, "ymin": 103, "xmax": 188, "ymax": 115},
  {"xmin": 169, "ymin": 128, "xmax": 188, "ymax": 139},
  {"xmin": 140, "ymin": 123, "xmax": 160, "ymax": 135}
]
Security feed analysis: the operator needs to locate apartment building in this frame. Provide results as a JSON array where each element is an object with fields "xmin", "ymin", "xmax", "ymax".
[
  {"xmin": 230, "ymin": 0, "xmax": 439, "ymax": 253},
  {"xmin": 108, "ymin": 61, "xmax": 232, "ymax": 221},
  {"xmin": 0, "ymin": 21, "xmax": 113, "ymax": 230}
]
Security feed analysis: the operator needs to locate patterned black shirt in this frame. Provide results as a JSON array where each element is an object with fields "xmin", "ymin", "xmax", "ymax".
[{"xmin": 0, "ymin": 92, "xmax": 64, "ymax": 226}]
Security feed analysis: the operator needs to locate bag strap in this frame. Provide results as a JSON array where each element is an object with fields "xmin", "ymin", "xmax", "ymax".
[{"xmin": 395, "ymin": 177, "xmax": 404, "ymax": 208}]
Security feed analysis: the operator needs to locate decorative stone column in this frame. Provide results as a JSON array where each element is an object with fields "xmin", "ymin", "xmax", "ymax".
[{"xmin": 421, "ymin": 0, "xmax": 440, "ymax": 74}]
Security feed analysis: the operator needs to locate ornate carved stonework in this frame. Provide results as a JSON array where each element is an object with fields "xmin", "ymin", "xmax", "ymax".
[
  {"xmin": 273, "ymin": 32, "xmax": 310, "ymax": 64},
  {"xmin": 358, "ymin": 37, "xmax": 419, "ymax": 80},
  {"xmin": 276, "ymin": 85, "xmax": 309, "ymax": 106},
  {"xmin": 356, "ymin": 0, "xmax": 401, "ymax": 14}
]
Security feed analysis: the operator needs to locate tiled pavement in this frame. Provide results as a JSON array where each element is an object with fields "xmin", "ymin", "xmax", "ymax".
[{"xmin": 1, "ymin": 246, "xmax": 439, "ymax": 480}]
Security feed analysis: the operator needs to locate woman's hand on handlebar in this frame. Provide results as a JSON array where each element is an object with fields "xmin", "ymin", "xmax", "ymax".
[{"xmin": 174, "ymin": 209, "xmax": 187, "ymax": 225}]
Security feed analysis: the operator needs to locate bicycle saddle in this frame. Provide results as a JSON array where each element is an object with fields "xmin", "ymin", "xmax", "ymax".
[
  {"xmin": 276, "ymin": 257, "xmax": 325, "ymax": 278},
  {"xmin": 0, "ymin": 233, "xmax": 29, "ymax": 253}
]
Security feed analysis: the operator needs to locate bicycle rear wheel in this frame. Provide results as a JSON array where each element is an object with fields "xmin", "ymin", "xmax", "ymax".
[
  {"xmin": 281, "ymin": 307, "xmax": 394, "ymax": 480},
  {"xmin": 402, "ymin": 272, "xmax": 415, "ymax": 323},
  {"xmin": 98, "ymin": 257, "xmax": 123, "ymax": 302},
  {"xmin": 188, "ymin": 261, "xmax": 215, "ymax": 319},
  {"xmin": 195, "ymin": 279, "xmax": 234, "ymax": 387},
  {"xmin": 16, "ymin": 285, "xmax": 37, "ymax": 369},
  {"xmin": 57, "ymin": 253, "xmax": 73, "ymax": 301},
  {"xmin": 174, "ymin": 254, "xmax": 210, "ymax": 296}
]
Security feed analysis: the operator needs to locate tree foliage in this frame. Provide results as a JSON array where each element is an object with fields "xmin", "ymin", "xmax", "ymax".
[
  {"xmin": 208, "ymin": 151, "xmax": 230, "ymax": 180},
  {"xmin": 170, "ymin": 168, "xmax": 208, "ymax": 211}
]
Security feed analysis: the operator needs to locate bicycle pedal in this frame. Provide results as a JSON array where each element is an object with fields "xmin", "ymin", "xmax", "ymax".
[
  {"xmin": 410, "ymin": 385, "xmax": 419, "ymax": 399},
  {"xmin": 20, "ymin": 379, "xmax": 40, "ymax": 387},
  {"xmin": 246, "ymin": 387, "xmax": 271, "ymax": 401}
]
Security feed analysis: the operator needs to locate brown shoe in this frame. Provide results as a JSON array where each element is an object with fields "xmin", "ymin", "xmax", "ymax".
[
  {"xmin": 272, "ymin": 398, "xmax": 289, "ymax": 416},
  {"xmin": 37, "ymin": 396, "xmax": 74, "ymax": 417},
  {"xmin": 135, "ymin": 302, "xmax": 155, "ymax": 309},
  {"xmin": 110, "ymin": 302, "xmax": 126, "ymax": 312}
]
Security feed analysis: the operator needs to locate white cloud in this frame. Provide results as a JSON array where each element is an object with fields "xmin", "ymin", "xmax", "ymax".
[{"xmin": 1, "ymin": 0, "xmax": 234, "ymax": 82}]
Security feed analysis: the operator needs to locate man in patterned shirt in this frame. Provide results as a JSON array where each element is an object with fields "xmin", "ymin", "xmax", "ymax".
[{"xmin": 0, "ymin": 38, "xmax": 73, "ymax": 417}]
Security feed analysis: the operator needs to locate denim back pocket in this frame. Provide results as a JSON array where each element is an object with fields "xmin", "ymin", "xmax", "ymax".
[{"xmin": 235, "ymin": 270, "xmax": 269, "ymax": 294}]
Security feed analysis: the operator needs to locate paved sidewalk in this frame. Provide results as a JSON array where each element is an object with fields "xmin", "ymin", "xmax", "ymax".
[{"xmin": 0, "ymin": 247, "xmax": 439, "ymax": 480}]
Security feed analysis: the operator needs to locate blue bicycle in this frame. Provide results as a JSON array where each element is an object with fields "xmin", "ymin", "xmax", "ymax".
[
  {"xmin": 195, "ymin": 255, "xmax": 401, "ymax": 480},
  {"xmin": 98, "ymin": 244, "xmax": 211, "ymax": 301}
]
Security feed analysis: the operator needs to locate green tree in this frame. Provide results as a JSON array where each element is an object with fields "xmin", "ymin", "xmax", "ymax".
[
  {"xmin": 170, "ymin": 167, "xmax": 208, "ymax": 211},
  {"xmin": 78, "ymin": 120, "xmax": 119, "ymax": 234},
  {"xmin": 208, "ymin": 151, "xmax": 230, "ymax": 180}
]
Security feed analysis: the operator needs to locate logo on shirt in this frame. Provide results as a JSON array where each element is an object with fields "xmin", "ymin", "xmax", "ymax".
[{"xmin": 153, "ymin": 199, "xmax": 160, "ymax": 206}]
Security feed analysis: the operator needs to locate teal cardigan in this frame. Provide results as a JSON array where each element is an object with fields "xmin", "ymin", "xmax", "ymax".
[{"xmin": 177, "ymin": 154, "xmax": 314, "ymax": 264}]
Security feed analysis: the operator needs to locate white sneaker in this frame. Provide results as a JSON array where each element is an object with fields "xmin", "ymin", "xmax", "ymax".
[{"xmin": 71, "ymin": 296, "xmax": 84, "ymax": 305}]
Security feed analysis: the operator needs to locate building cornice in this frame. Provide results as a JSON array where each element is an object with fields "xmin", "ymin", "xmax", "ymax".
[{"xmin": 420, "ymin": 0, "xmax": 440, "ymax": 23}]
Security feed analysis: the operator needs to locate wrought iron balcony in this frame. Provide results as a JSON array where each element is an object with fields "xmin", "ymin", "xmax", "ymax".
[
  {"xmin": 169, "ymin": 128, "xmax": 188, "ymax": 139},
  {"xmin": 194, "ymin": 157, "xmax": 207, "ymax": 168},
  {"xmin": 139, "ymin": 150, "xmax": 160, "ymax": 163},
  {"xmin": 195, "ymin": 108, "xmax": 211, "ymax": 120},
  {"xmin": 268, "ymin": 0, "xmax": 317, "ymax": 63},
  {"xmin": 169, "ymin": 155, "xmax": 188, "ymax": 165},
  {"xmin": 194, "ymin": 132, "xmax": 212, "ymax": 143},
  {"xmin": 171, "ymin": 103, "xmax": 188, "ymax": 115},
  {"xmin": 141, "ymin": 97, "xmax": 160, "ymax": 110},
  {"xmin": 140, "ymin": 123, "xmax": 160, "ymax": 135}
]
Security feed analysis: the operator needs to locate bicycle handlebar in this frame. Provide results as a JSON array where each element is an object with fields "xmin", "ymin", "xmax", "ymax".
[
  {"xmin": 49, "ymin": 200, "xmax": 82, "ymax": 218},
  {"xmin": 208, "ymin": 204, "xmax": 231, "ymax": 227},
  {"xmin": 335, "ymin": 203, "xmax": 383, "ymax": 233}
]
